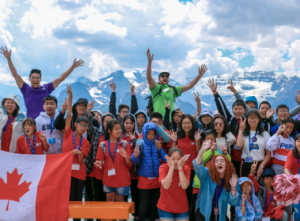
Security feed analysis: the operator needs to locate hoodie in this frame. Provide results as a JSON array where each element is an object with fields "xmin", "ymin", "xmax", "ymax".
[
  {"xmin": 131, "ymin": 122, "xmax": 167, "ymax": 177},
  {"xmin": 36, "ymin": 111, "xmax": 64, "ymax": 154},
  {"xmin": 235, "ymin": 177, "xmax": 263, "ymax": 221},
  {"xmin": 134, "ymin": 110, "xmax": 148, "ymax": 134},
  {"xmin": 245, "ymin": 96, "xmax": 258, "ymax": 109}
]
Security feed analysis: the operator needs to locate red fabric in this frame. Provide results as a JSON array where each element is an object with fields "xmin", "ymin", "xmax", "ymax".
[
  {"xmin": 193, "ymin": 187, "xmax": 199, "ymax": 194},
  {"xmin": 16, "ymin": 132, "xmax": 45, "ymax": 155},
  {"xmin": 1, "ymin": 116, "xmax": 15, "ymax": 152},
  {"xmin": 231, "ymin": 122, "xmax": 242, "ymax": 162},
  {"xmin": 157, "ymin": 164, "xmax": 190, "ymax": 213},
  {"xmin": 88, "ymin": 135, "xmax": 106, "ymax": 180},
  {"xmin": 62, "ymin": 128, "xmax": 90, "ymax": 180},
  {"xmin": 36, "ymin": 152, "xmax": 73, "ymax": 221},
  {"xmin": 248, "ymin": 175, "xmax": 260, "ymax": 193},
  {"xmin": 284, "ymin": 151, "xmax": 300, "ymax": 175},
  {"xmin": 96, "ymin": 140, "xmax": 131, "ymax": 188},
  {"xmin": 177, "ymin": 136, "xmax": 198, "ymax": 170},
  {"xmin": 138, "ymin": 176, "xmax": 160, "ymax": 189},
  {"xmin": 273, "ymin": 148, "xmax": 291, "ymax": 166}
]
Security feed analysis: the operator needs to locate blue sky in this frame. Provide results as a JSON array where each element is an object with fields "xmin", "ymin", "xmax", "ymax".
[{"xmin": 1, "ymin": 0, "xmax": 300, "ymax": 96}]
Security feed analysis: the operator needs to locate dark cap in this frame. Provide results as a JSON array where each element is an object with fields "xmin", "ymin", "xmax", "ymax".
[
  {"xmin": 159, "ymin": 72, "xmax": 170, "ymax": 78},
  {"xmin": 74, "ymin": 98, "xmax": 88, "ymax": 106},
  {"xmin": 260, "ymin": 168, "xmax": 276, "ymax": 178}
]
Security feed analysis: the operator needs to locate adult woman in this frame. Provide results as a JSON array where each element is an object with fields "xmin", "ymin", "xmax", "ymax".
[
  {"xmin": 0, "ymin": 95, "xmax": 25, "ymax": 152},
  {"xmin": 236, "ymin": 109, "xmax": 271, "ymax": 177}
]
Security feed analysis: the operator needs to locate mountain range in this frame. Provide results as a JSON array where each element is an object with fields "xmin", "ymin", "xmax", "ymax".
[{"xmin": 0, "ymin": 70, "xmax": 299, "ymax": 116}]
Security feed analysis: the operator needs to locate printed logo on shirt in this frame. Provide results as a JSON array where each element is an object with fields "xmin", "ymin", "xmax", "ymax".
[
  {"xmin": 251, "ymin": 144, "xmax": 259, "ymax": 150},
  {"xmin": 42, "ymin": 125, "xmax": 51, "ymax": 131},
  {"xmin": 280, "ymin": 143, "xmax": 293, "ymax": 149},
  {"xmin": 162, "ymin": 88, "xmax": 169, "ymax": 93},
  {"xmin": 36, "ymin": 142, "xmax": 42, "ymax": 146}
]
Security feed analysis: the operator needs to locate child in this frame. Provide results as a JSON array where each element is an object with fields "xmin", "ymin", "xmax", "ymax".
[
  {"xmin": 0, "ymin": 95, "xmax": 25, "ymax": 152},
  {"xmin": 198, "ymin": 108, "xmax": 213, "ymax": 131},
  {"xmin": 267, "ymin": 117, "xmax": 295, "ymax": 175},
  {"xmin": 62, "ymin": 85, "xmax": 90, "ymax": 221},
  {"xmin": 158, "ymin": 148, "xmax": 190, "ymax": 221},
  {"xmin": 134, "ymin": 110, "xmax": 148, "ymax": 134},
  {"xmin": 131, "ymin": 122, "xmax": 167, "ymax": 221},
  {"xmin": 16, "ymin": 118, "xmax": 49, "ymax": 154},
  {"xmin": 284, "ymin": 134, "xmax": 300, "ymax": 221},
  {"xmin": 95, "ymin": 119, "xmax": 132, "ymax": 202},
  {"xmin": 235, "ymin": 177, "xmax": 263, "ymax": 221}
]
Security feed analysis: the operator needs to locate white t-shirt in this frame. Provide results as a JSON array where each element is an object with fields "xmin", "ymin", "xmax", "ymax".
[{"xmin": 241, "ymin": 130, "xmax": 270, "ymax": 161}]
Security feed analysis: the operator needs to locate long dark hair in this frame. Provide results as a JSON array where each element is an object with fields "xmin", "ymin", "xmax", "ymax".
[
  {"xmin": 200, "ymin": 129, "xmax": 217, "ymax": 141},
  {"xmin": 243, "ymin": 109, "xmax": 265, "ymax": 136},
  {"xmin": 292, "ymin": 134, "xmax": 300, "ymax": 159},
  {"xmin": 121, "ymin": 114, "xmax": 135, "ymax": 134},
  {"xmin": 105, "ymin": 120, "xmax": 121, "ymax": 140},
  {"xmin": 210, "ymin": 115, "xmax": 230, "ymax": 137},
  {"xmin": 177, "ymin": 114, "xmax": 196, "ymax": 140}
]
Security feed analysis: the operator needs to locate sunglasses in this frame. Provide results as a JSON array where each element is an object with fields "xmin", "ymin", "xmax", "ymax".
[
  {"xmin": 77, "ymin": 122, "xmax": 88, "ymax": 129},
  {"xmin": 160, "ymin": 74, "xmax": 169, "ymax": 78}
]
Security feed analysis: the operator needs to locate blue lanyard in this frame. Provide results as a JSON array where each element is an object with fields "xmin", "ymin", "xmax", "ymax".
[
  {"xmin": 72, "ymin": 133, "xmax": 82, "ymax": 150},
  {"xmin": 124, "ymin": 133, "xmax": 133, "ymax": 145},
  {"xmin": 249, "ymin": 131, "xmax": 258, "ymax": 151},
  {"xmin": 108, "ymin": 140, "xmax": 119, "ymax": 164},
  {"xmin": 26, "ymin": 135, "xmax": 36, "ymax": 154},
  {"xmin": 2, "ymin": 117, "xmax": 15, "ymax": 133},
  {"xmin": 50, "ymin": 118, "xmax": 54, "ymax": 134}
]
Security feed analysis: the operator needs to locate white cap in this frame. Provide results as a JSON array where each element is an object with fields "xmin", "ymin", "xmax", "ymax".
[{"xmin": 2, "ymin": 94, "xmax": 21, "ymax": 108}]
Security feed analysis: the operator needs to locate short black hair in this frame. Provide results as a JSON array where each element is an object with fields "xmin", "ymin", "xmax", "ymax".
[
  {"xmin": 259, "ymin": 101, "xmax": 271, "ymax": 109},
  {"xmin": 118, "ymin": 104, "xmax": 129, "ymax": 113},
  {"xmin": 29, "ymin": 69, "xmax": 42, "ymax": 78},
  {"xmin": 232, "ymin": 100, "xmax": 246, "ymax": 110},
  {"xmin": 150, "ymin": 112, "xmax": 163, "ymax": 121},
  {"xmin": 200, "ymin": 129, "xmax": 216, "ymax": 141},
  {"xmin": 282, "ymin": 117, "xmax": 294, "ymax": 125},
  {"xmin": 22, "ymin": 118, "xmax": 36, "ymax": 128},
  {"xmin": 75, "ymin": 116, "xmax": 90, "ymax": 125},
  {"xmin": 43, "ymin": 95, "xmax": 58, "ymax": 105},
  {"xmin": 276, "ymin": 104, "xmax": 289, "ymax": 113}
]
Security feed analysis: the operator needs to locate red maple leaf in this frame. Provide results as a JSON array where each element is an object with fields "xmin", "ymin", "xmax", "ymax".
[{"xmin": 0, "ymin": 168, "xmax": 31, "ymax": 211}]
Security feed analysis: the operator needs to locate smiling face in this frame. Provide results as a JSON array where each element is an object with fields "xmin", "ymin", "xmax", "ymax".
[
  {"xmin": 23, "ymin": 122, "xmax": 36, "ymax": 137},
  {"xmin": 247, "ymin": 113, "xmax": 260, "ymax": 130},
  {"xmin": 30, "ymin": 73, "xmax": 41, "ymax": 88},
  {"xmin": 109, "ymin": 124, "xmax": 122, "ymax": 139},
  {"xmin": 215, "ymin": 156, "xmax": 226, "ymax": 175},
  {"xmin": 75, "ymin": 103, "xmax": 87, "ymax": 116},
  {"xmin": 276, "ymin": 108, "xmax": 289, "ymax": 122},
  {"xmin": 4, "ymin": 99, "xmax": 18, "ymax": 116},
  {"xmin": 232, "ymin": 105, "xmax": 246, "ymax": 119},
  {"xmin": 213, "ymin": 118, "xmax": 225, "ymax": 134},
  {"xmin": 201, "ymin": 114, "xmax": 212, "ymax": 126},
  {"xmin": 119, "ymin": 108, "xmax": 129, "ymax": 119},
  {"xmin": 124, "ymin": 118, "xmax": 134, "ymax": 133},
  {"xmin": 259, "ymin": 103, "xmax": 270, "ymax": 118},
  {"xmin": 182, "ymin": 117, "xmax": 193, "ymax": 133},
  {"xmin": 241, "ymin": 181, "xmax": 252, "ymax": 194},
  {"xmin": 43, "ymin": 100, "xmax": 57, "ymax": 116}
]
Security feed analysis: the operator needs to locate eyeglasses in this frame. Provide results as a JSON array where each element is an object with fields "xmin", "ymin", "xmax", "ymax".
[
  {"xmin": 214, "ymin": 123, "xmax": 224, "ymax": 127},
  {"xmin": 77, "ymin": 104, "xmax": 87, "ymax": 108},
  {"xmin": 278, "ymin": 110, "xmax": 288, "ymax": 113},
  {"xmin": 160, "ymin": 74, "xmax": 169, "ymax": 78},
  {"xmin": 77, "ymin": 122, "xmax": 88, "ymax": 128}
]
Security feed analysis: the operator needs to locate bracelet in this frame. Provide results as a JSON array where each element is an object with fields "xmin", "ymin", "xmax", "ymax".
[
  {"xmin": 131, "ymin": 93, "xmax": 135, "ymax": 96},
  {"xmin": 242, "ymin": 204, "xmax": 245, "ymax": 207},
  {"xmin": 260, "ymin": 165, "xmax": 264, "ymax": 169},
  {"xmin": 212, "ymin": 90, "xmax": 216, "ymax": 93},
  {"xmin": 178, "ymin": 169, "xmax": 184, "ymax": 172}
]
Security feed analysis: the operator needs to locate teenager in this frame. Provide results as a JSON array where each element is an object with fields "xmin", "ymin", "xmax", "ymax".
[
  {"xmin": 36, "ymin": 95, "xmax": 63, "ymax": 154},
  {"xmin": 198, "ymin": 109, "xmax": 213, "ymax": 131},
  {"xmin": 134, "ymin": 110, "xmax": 148, "ymax": 134},
  {"xmin": 0, "ymin": 95, "xmax": 25, "ymax": 152},
  {"xmin": 0, "ymin": 46, "xmax": 84, "ymax": 118}
]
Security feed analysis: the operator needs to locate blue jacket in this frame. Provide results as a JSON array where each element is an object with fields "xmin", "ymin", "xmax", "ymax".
[
  {"xmin": 235, "ymin": 177, "xmax": 263, "ymax": 221},
  {"xmin": 131, "ymin": 122, "xmax": 167, "ymax": 177},
  {"xmin": 193, "ymin": 159, "xmax": 239, "ymax": 221},
  {"xmin": 245, "ymin": 96, "xmax": 258, "ymax": 109}
]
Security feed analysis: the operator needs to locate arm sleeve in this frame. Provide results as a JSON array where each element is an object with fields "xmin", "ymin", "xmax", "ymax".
[
  {"xmin": 54, "ymin": 111, "xmax": 66, "ymax": 130},
  {"xmin": 248, "ymin": 175, "xmax": 260, "ymax": 193},
  {"xmin": 159, "ymin": 148, "xmax": 167, "ymax": 162},
  {"xmin": 131, "ymin": 95, "xmax": 138, "ymax": 114},
  {"xmin": 130, "ymin": 149, "xmax": 140, "ymax": 164},
  {"xmin": 109, "ymin": 92, "xmax": 117, "ymax": 118},
  {"xmin": 214, "ymin": 93, "xmax": 233, "ymax": 122},
  {"xmin": 284, "ymin": 152, "xmax": 294, "ymax": 171},
  {"xmin": 266, "ymin": 134, "xmax": 281, "ymax": 152},
  {"xmin": 157, "ymin": 126, "xmax": 171, "ymax": 143},
  {"xmin": 47, "ymin": 82, "xmax": 55, "ymax": 94},
  {"xmin": 289, "ymin": 105, "xmax": 300, "ymax": 117},
  {"xmin": 192, "ymin": 159, "xmax": 209, "ymax": 181},
  {"xmin": 175, "ymin": 86, "xmax": 183, "ymax": 97},
  {"xmin": 96, "ymin": 144, "xmax": 105, "ymax": 161},
  {"xmin": 202, "ymin": 150, "xmax": 214, "ymax": 165}
]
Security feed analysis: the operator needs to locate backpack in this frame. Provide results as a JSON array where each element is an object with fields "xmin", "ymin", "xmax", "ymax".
[{"xmin": 145, "ymin": 84, "xmax": 179, "ymax": 117}]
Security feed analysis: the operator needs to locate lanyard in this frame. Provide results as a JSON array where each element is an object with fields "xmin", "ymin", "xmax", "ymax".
[
  {"xmin": 249, "ymin": 131, "xmax": 258, "ymax": 151},
  {"xmin": 26, "ymin": 135, "xmax": 36, "ymax": 154},
  {"xmin": 108, "ymin": 140, "xmax": 119, "ymax": 164},
  {"xmin": 124, "ymin": 133, "xmax": 133, "ymax": 145},
  {"xmin": 2, "ymin": 117, "xmax": 15, "ymax": 133},
  {"xmin": 298, "ymin": 159, "xmax": 300, "ymax": 174},
  {"xmin": 50, "ymin": 118, "xmax": 54, "ymax": 134},
  {"xmin": 72, "ymin": 133, "xmax": 82, "ymax": 150}
]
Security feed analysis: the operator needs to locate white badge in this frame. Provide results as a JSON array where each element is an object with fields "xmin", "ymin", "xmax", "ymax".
[
  {"xmin": 72, "ymin": 164, "xmax": 80, "ymax": 171},
  {"xmin": 108, "ymin": 168, "xmax": 116, "ymax": 176}
]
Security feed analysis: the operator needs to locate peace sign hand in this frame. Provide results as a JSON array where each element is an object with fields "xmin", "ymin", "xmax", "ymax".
[
  {"xmin": 134, "ymin": 145, "xmax": 140, "ymax": 157},
  {"xmin": 130, "ymin": 82, "xmax": 135, "ymax": 94},
  {"xmin": 194, "ymin": 91, "xmax": 200, "ymax": 103},
  {"xmin": 66, "ymin": 85, "xmax": 72, "ymax": 96},
  {"xmin": 266, "ymin": 109, "xmax": 276, "ymax": 119},
  {"xmin": 239, "ymin": 118, "xmax": 246, "ymax": 132},
  {"xmin": 227, "ymin": 79, "xmax": 237, "ymax": 94},
  {"xmin": 277, "ymin": 124, "xmax": 285, "ymax": 134},
  {"xmin": 250, "ymin": 160, "xmax": 258, "ymax": 172},
  {"xmin": 129, "ymin": 132, "xmax": 136, "ymax": 140},
  {"xmin": 221, "ymin": 144, "xmax": 227, "ymax": 155},
  {"xmin": 62, "ymin": 97, "xmax": 68, "ymax": 113}
]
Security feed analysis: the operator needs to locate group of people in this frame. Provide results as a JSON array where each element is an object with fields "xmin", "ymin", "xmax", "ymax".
[{"xmin": 1, "ymin": 46, "xmax": 300, "ymax": 221}]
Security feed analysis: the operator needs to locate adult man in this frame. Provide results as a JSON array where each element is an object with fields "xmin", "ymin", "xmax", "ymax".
[
  {"xmin": 146, "ymin": 49, "xmax": 207, "ymax": 120},
  {"xmin": 0, "ymin": 46, "xmax": 84, "ymax": 118}
]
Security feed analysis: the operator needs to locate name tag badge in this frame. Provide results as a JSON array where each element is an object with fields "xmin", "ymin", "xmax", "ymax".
[
  {"xmin": 48, "ymin": 138, "xmax": 56, "ymax": 144},
  {"xmin": 233, "ymin": 144, "xmax": 240, "ymax": 150},
  {"xmin": 148, "ymin": 177, "xmax": 156, "ymax": 179},
  {"xmin": 245, "ymin": 157, "xmax": 253, "ymax": 163},
  {"xmin": 108, "ymin": 168, "xmax": 116, "ymax": 176},
  {"xmin": 72, "ymin": 164, "xmax": 80, "ymax": 171}
]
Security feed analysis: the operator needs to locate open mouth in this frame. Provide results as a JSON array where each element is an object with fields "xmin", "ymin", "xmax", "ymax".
[{"xmin": 217, "ymin": 166, "xmax": 223, "ymax": 170}]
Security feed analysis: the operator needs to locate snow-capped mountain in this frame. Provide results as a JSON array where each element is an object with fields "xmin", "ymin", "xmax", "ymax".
[{"xmin": 0, "ymin": 70, "xmax": 299, "ymax": 115}]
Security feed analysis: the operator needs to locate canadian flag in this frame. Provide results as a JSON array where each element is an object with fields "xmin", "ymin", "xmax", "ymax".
[{"xmin": 0, "ymin": 151, "xmax": 73, "ymax": 221}]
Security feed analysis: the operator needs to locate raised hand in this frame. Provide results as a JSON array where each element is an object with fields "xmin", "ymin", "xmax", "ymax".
[
  {"xmin": 250, "ymin": 160, "xmax": 258, "ymax": 173},
  {"xmin": 194, "ymin": 129, "xmax": 202, "ymax": 141},
  {"xmin": 72, "ymin": 59, "xmax": 84, "ymax": 68},
  {"xmin": 62, "ymin": 97, "xmax": 68, "ymax": 113},
  {"xmin": 202, "ymin": 139, "xmax": 212, "ymax": 151},
  {"xmin": 206, "ymin": 79, "xmax": 218, "ymax": 93},
  {"xmin": 239, "ymin": 118, "xmax": 246, "ymax": 132},
  {"xmin": 169, "ymin": 130, "xmax": 178, "ymax": 142},
  {"xmin": 39, "ymin": 133, "xmax": 46, "ymax": 141},
  {"xmin": 165, "ymin": 156, "xmax": 175, "ymax": 169},
  {"xmin": 66, "ymin": 84, "xmax": 72, "ymax": 96},
  {"xmin": 266, "ymin": 109, "xmax": 276, "ymax": 119},
  {"xmin": 210, "ymin": 142, "xmax": 216, "ymax": 152},
  {"xmin": 109, "ymin": 80, "xmax": 116, "ymax": 92},
  {"xmin": 194, "ymin": 91, "xmax": 200, "ymax": 103},
  {"xmin": 221, "ymin": 144, "xmax": 227, "ymax": 155},
  {"xmin": 277, "ymin": 124, "xmax": 286, "ymax": 134},
  {"xmin": 178, "ymin": 155, "xmax": 187, "ymax": 168},
  {"xmin": 87, "ymin": 100, "xmax": 95, "ymax": 111},
  {"xmin": 134, "ymin": 145, "xmax": 140, "ymax": 157},
  {"xmin": 119, "ymin": 148, "xmax": 128, "ymax": 158},
  {"xmin": 0, "ymin": 46, "xmax": 11, "ymax": 59},
  {"xmin": 198, "ymin": 64, "xmax": 208, "ymax": 77},
  {"xmin": 129, "ymin": 132, "xmax": 136, "ymax": 140},
  {"xmin": 94, "ymin": 160, "xmax": 103, "ymax": 168},
  {"xmin": 147, "ymin": 49, "xmax": 154, "ymax": 62},
  {"xmin": 230, "ymin": 174, "xmax": 238, "ymax": 188},
  {"xmin": 227, "ymin": 79, "xmax": 237, "ymax": 94},
  {"xmin": 130, "ymin": 82, "xmax": 135, "ymax": 94}
]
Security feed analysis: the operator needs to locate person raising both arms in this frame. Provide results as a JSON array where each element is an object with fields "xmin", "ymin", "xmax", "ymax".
[
  {"xmin": 146, "ymin": 49, "xmax": 208, "ymax": 120},
  {"xmin": 0, "ymin": 46, "xmax": 84, "ymax": 119}
]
